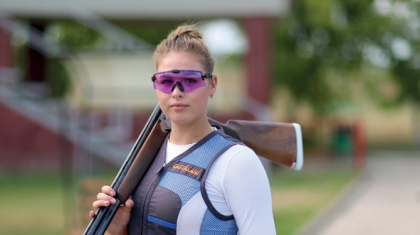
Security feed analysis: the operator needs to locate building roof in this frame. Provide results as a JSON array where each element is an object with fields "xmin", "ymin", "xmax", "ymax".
[{"xmin": 0, "ymin": 0, "xmax": 291, "ymax": 19}]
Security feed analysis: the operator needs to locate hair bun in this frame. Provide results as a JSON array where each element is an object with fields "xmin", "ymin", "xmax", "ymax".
[
  {"xmin": 169, "ymin": 25, "xmax": 203, "ymax": 40},
  {"xmin": 154, "ymin": 23, "xmax": 215, "ymax": 73}
]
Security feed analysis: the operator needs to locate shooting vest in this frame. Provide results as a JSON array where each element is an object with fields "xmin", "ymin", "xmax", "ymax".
[{"xmin": 128, "ymin": 130, "xmax": 240, "ymax": 235}]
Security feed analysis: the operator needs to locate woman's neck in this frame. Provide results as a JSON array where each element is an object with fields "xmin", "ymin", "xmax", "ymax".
[{"xmin": 169, "ymin": 119, "xmax": 214, "ymax": 145}]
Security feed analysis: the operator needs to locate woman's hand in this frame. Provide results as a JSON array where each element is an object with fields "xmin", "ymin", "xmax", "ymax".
[{"xmin": 89, "ymin": 186, "xmax": 134, "ymax": 235}]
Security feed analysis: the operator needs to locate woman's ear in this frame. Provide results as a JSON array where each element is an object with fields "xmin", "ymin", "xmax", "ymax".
[{"xmin": 210, "ymin": 75, "xmax": 218, "ymax": 98}]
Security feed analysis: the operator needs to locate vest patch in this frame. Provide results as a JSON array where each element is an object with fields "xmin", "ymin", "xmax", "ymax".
[{"xmin": 168, "ymin": 161, "xmax": 204, "ymax": 181}]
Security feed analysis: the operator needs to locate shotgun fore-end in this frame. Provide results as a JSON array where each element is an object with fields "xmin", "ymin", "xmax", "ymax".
[{"xmin": 117, "ymin": 121, "xmax": 167, "ymax": 203}]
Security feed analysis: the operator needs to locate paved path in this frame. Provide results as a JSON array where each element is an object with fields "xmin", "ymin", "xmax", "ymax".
[{"xmin": 300, "ymin": 151, "xmax": 420, "ymax": 235}]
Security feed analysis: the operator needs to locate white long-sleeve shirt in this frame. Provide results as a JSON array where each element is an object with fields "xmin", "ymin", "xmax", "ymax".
[{"xmin": 166, "ymin": 140, "xmax": 276, "ymax": 235}]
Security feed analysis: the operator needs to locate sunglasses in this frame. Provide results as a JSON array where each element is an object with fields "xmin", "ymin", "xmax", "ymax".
[{"xmin": 151, "ymin": 69, "xmax": 213, "ymax": 94}]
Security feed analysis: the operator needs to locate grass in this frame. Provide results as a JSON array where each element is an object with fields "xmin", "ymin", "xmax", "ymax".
[
  {"xmin": 270, "ymin": 167, "xmax": 355, "ymax": 235},
  {"xmin": 0, "ymin": 167, "xmax": 355, "ymax": 235},
  {"xmin": 0, "ymin": 173, "xmax": 65, "ymax": 235}
]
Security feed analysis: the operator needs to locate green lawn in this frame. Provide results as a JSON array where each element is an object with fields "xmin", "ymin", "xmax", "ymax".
[
  {"xmin": 270, "ymin": 167, "xmax": 355, "ymax": 235},
  {"xmin": 0, "ymin": 173, "xmax": 65, "ymax": 235},
  {"xmin": 0, "ymin": 167, "xmax": 355, "ymax": 235}
]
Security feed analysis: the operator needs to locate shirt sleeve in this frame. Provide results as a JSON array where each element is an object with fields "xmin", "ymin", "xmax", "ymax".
[{"xmin": 223, "ymin": 146, "xmax": 277, "ymax": 235}]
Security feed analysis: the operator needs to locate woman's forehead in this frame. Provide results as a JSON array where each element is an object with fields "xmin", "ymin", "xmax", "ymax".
[{"xmin": 156, "ymin": 51, "xmax": 205, "ymax": 72}]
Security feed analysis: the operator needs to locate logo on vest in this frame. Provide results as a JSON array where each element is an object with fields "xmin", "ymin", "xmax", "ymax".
[{"xmin": 169, "ymin": 162, "xmax": 204, "ymax": 180}]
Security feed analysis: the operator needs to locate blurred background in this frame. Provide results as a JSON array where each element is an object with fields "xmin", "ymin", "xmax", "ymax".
[{"xmin": 0, "ymin": 0, "xmax": 419, "ymax": 234}]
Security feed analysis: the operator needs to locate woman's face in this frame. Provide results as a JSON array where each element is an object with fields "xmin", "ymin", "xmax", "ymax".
[{"xmin": 156, "ymin": 51, "xmax": 217, "ymax": 126}]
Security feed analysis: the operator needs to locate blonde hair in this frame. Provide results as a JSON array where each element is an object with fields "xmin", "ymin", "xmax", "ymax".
[{"xmin": 154, "ymin": 24, "xmax": 215, "ymax": 73}]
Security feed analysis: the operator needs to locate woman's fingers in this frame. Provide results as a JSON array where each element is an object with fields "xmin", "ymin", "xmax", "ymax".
[
  {"xmin": 96, "ymin": 192, "xmax": 116, "ymax": 201},
  {"xmin": 120, "ymin": 199, "xmax": 134, "ymax": 213},
  {"xmin": 91, "ymin": 186, "xmax": 117, "ymax": 212},
  {"xmin": 92, "ymin": 198, "xmax": 110, "ymax": 211},
  {"xmin": 89, "ymin": 210, "xmax": 95, "ymax": 218},
  {"xmin": 101, "ymin": 185, "xmax": 116, "ymax": 196}
]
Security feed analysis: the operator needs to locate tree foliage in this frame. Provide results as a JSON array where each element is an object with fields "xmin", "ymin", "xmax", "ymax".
[
  {"xmin": 49, "ymin": 21, "xmax": 104, "ymax": 50},
  {"xmin": 273, "ymin": 0, "xmax": 420, "ymax": 115}
]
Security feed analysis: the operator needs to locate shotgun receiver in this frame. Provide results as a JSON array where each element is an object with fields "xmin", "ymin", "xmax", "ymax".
[{"xmin": 84, "ymin": 106, "xmax": 304, "ymax": 234}]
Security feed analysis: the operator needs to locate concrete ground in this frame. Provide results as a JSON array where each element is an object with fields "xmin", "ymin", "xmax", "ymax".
[{"xmin": 299, "ymin": 150, "xmax": 420, "ymax": 235}]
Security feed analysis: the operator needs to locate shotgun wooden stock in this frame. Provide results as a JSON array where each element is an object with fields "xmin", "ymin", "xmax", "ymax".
[{"xmin": 209, "ymin": 119, "xmax": 304, "ymax": 170}]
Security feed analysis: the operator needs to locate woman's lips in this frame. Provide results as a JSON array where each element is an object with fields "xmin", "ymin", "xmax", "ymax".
[{"xmin": 171, "ymin": 103, "xmax": 188, "ymax": 110}]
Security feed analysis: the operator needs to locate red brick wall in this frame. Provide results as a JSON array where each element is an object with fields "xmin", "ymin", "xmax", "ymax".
[
  {"xmin": 0, "ymin": 103, "xmax": 73, "ymax": 171},
  {"xmin": 0, "ymin": 27, "xmax": 13, "ymax": 68},
  {"xmin": 243, "ymin": 17, "xmax": 274, "ymax": 106}
]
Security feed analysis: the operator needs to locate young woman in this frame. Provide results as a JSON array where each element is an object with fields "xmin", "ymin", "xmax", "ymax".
[{"xmin": 90, "ymin": 24, "xmax": 276, "ymax": 235}]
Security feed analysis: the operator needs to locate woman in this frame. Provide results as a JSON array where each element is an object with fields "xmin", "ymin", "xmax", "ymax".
[{"xmin": 90, "ymin": 24, "xmax": 276, "ymax": 235}]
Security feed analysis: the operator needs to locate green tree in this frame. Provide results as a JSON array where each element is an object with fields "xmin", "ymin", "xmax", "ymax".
[
  {"xmin": 272, "ymin": 0, "xmax": 420, "ymax": 109},
  {"xmin": 273, "ymin": 0, "xmax": 420, "ymax": 147}
]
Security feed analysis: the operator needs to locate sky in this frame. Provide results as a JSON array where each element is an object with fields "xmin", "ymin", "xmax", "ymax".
[{"xmin": 201, "ymin": 19, "xmax": 248, "ymax": 58}]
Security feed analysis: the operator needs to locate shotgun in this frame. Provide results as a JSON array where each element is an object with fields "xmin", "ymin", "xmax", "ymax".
[
  {"xmin": 84, "ymin": 106, "xmax": 304, "ymax": 234},
  {"xmin": 84, "ymin": 105, "xmax": 165, "ymax": 235}
]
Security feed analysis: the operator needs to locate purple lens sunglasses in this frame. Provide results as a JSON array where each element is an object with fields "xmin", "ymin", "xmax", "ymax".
[{"xmin": 151, "ymin": 69, "xmax": 213, "ymax": 94}]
